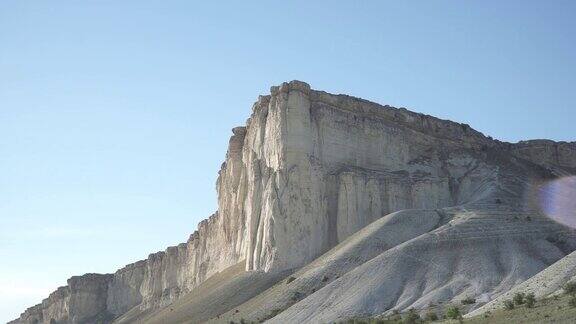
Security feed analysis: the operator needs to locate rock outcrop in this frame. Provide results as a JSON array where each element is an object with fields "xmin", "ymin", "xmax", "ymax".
[{"xmin": 10, "ymin": 81, "xmax": 576, "ymax": 324}]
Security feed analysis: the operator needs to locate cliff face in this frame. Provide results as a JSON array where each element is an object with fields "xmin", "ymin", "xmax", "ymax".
[
  {"xmin": 512, "ymin": 140, "xmax": 576, "ymax": 169},
  {"xmin": 11, "ymin": 81, "xmax": 576, "ymax": 324},
  {"xmin": 15, "ymin": 274, "xmax": 113, "ymax": 324},
  {"xmin": 241, "ymin": 81, "xmax": 495, "ymax": 272}
]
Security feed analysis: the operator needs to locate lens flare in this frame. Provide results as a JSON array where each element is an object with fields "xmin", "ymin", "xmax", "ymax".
[{"xmin": 539, "ymin": 176, "xmax": 576, "ymax": 228}]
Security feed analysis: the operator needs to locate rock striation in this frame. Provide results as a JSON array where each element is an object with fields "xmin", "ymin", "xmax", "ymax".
[{"xmin": 10, "ymin": 81, "xmax": 576, "ymax": 324}]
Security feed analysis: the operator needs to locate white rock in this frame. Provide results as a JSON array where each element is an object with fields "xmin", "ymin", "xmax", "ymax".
[{"xmin": 10, "ymin": 81, "xmax": 576, "ymax": 324}]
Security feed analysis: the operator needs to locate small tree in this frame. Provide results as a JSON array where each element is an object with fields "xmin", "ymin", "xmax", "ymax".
[
  {"xmin": 445, "ymin": 306, "xmax": 460, "ymax": 320},
  {"xmin": 513, "ymin": 292, "xmax": 525, "ymax": 305},
  {"xmin": 525, "ymin": 293, "xmax": 536, "ymax": 308},
  {"xmin": 504, "ymin": 299, "xmax": 515, "ymax": 310}
]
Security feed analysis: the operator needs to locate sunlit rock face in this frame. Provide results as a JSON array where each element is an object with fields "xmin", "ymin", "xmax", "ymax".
[
  {"xmin": 239, "ymin": 81, "xmax": 500, "ymax": 272},
  {"xmin": 10, "ymin": 81, "xmax": 576, "ymax": 324}
]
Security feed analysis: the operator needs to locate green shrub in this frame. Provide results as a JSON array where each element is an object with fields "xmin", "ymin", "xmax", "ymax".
[
  {"xmin": 504, "ymin": 299, "xmax": 515, "ymax": 310},
  {"xmin": 445, "ymin": 306, "xmax": 460, "ymax": 320},
  {"xmin": 564, "ymin": 282, "xmax": 576, "ymax": 296},
  {"xmin": 424, "ymin": 311, "xmax": 438, "ymax": 321},
  {"xmin": 513, "ymin": 292, "xmax": 525, "ymax": 305},
  {"xmin": 461, "ymin": 297, "xmax": 475, "ymax": 305},
  {"xmin": 525, "ymin": 293, "xmax": 536, "ymax": 308}
]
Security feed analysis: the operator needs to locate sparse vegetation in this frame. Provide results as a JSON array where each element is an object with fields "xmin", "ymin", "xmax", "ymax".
[
  {"xmin": 338, "ymin": 295, "xmax": 576, "ymax": 323},
  {"xmin": 337, "ymin": 319, "xmax": 390, "ymax": 324},
  {"xmin": 525, "ymin": 292, "xmax": 536, "ymax": 308},
  {"xmin": 569, "ymin": 296, "xmax": 576, "ymax": 308},
  {"xmin": 513, "ymin": 292, "xmax": 525, "ymax": 305},
  {"xmin": 402, "ymin": 308, "xmax": 420, "ymax": 323},
  {"xmin": 291, "ymin": 291, "xmax": 302, "ymax": 301},
  {"xmin": 445, "ymin": 306, "xmax": 460, "ymax": 320},
  {"xmin": 424, "ymin": 311, "xmax": 438, "ymax": 321},
  {"xmin": 263, "ymin": 308, "xmax": 282, "ymax": 321},
  {"xmin": 504, "ymin": 299, "xmax": 515, "ymax": 310},
  {"xmin": 564, "ymin": 282, "xmax": 576, "ymax": 296},
  {"xmin": 461, "ymin": 297, "xmax": 475, "ymax": 305},
  {"xmin": 388, "ymin": 309, "xmax": 402, "ymax": 322}
]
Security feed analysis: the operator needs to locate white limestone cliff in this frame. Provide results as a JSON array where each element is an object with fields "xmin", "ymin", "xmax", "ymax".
[{"xmin": 10, "ymin": 81, "xmax": 576, "ymax": 324}]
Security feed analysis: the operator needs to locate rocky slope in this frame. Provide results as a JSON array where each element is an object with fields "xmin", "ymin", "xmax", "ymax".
[{"xmin": 10, "ymin": 81, "xmax": 576, "ymax": 324}]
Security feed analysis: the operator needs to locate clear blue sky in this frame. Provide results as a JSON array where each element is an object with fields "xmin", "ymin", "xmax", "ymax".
[{"xmin": 1, "ymin": 1, "xmax": 575, "ymax": 321}]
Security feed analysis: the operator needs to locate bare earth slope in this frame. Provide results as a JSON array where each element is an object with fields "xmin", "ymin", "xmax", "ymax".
[
  {"xmin": 467, "ymin": 249, "xmax": 576, "ymax": 318},
  {"xmin": 10, "ymin": 81, "xmax": 576, "ymax": 324},
  {"xmin": 208, "ymin": 208, "xmax": 450, "ymax": 323},
  {"xmin": 269, "ymin": 207, "xmax": 572, "ymax": 323}
]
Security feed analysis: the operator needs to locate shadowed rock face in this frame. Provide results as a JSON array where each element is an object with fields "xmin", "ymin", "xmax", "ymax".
[{"xmin": 10, "ymin": 81, "xmax": 576, "ymax": 324}]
